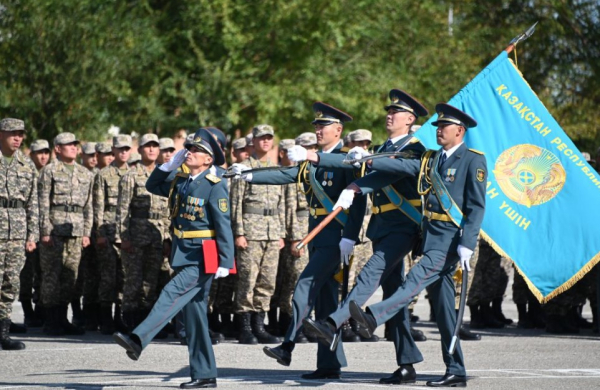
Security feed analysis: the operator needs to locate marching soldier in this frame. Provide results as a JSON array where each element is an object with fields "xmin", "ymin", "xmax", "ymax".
[
  {"xmin": 93, "ymin": 135, "xmax": 131, "ymax": 334},
  {"xmin": 116, "ymin": 134, "xmax": 170, "ymax": 331},
  {"xmin": 38, "ymin": 132, "xmax": 94, "ymax": 336},
  {"xmin": 230, "ymin": 124, "xmax": 285, "ymax": 344},
  {"xmin": 348, "ymin": 103, "xmax": 486, "ymax": 387},
  {"xmin": 232, "ymin": 102, "xmax": 367, "ymax": 379},
  {"xmin": 96, "ymin": 142, "xmax": 114, "ymax": 170},
  {"xmin": 299, "ymin": 90, "xmax": 428, "ymax": 383},
  {"xmin": 113, "ymin": 128, "xmax": 234, "ymax": 389},
  {"xmin": 0, "ymin": 118, "xmax": 39, "ymax": 350},
  {"xmin": 19, "ymin": 139, "xmax": 50, "ymax": 328}
]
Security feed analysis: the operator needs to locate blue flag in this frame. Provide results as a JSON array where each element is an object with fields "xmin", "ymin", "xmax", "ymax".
[{"xmin": 415, "ymin": 51, "xmax": 600, "ymax": 302}]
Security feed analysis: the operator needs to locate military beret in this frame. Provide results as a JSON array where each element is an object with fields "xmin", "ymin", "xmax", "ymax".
[
  {"xmin": 432, "ymin": 103, "xmax": 477, "ymax": 128},
  {"xmin": 385, "ymin": 89, "xmax": 429, "ymax": 117},
  {"xmin": 0, "ymin": 118, "xmax": 25, "ymax": 132},
  {"xmin": 312, "ymin": 102, "xmax": 352, "ymax": 125},
  {"xmin": 279, "ymin": 139, "xmax": 296, "ymax": 151},
  {"xmin": 232, "ymin": 137, "xmax": 247, "ymax": 150},
  {"xmin": 81, "ymin": 142, "xmax": 97, "ymax": 155},
  {"xmin": 159, "ymin": 137, "xmax": 175, "ymax": 150},
  {"xmin": 54, "ymin": 132, "xmax": 79, "ymax": 146},
  {"xmin": 113, "ymin": 135, "xmax": 132, "ymax": 149},
  {"xmin": 96, "ymin": 142, "xmax": 113, "ymax": 154},
  {"xmin": 295, "ymin": 132, "xmax": 317, "ymax": 146},
  {"xmin": 139, "ymin": 133, "xmax": 160, "ymax": 146},
  {"xmin": 252, "ymin": 124, "xmax": 274, "ymax": 138},
  {"xmin": 350, "ymin": 129, "xmax": 372, "ymax": 142},
  {"xmin": 30, "ymin": 139, "xmax": 50, "ymax": 152}
]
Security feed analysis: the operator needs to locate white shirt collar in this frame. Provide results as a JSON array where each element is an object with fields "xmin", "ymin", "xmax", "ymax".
[
  {"xmin": 389, "ymin": 133, "xmax": 409, "ymax": 145},
  {"xmin": 322, "ymin": 141, "xmax": 342, "ymax": 154},
  {"xmin": 442, "ymin": 142, "xmax": 464, "ymax": 159},
  {"xmin": 190, "ymin": 167, "xmax": 213, "ymax": 182}
]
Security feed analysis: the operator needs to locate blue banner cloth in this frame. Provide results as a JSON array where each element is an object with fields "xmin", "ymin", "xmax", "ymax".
[{"xmin": 415, "ymin": 51, "xmax": 600, "ymax": 302}]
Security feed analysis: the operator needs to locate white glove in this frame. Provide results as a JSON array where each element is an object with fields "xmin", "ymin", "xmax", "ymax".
[
  {"xmin": 457, "ymin": 245, "xmax": 473, "ymax": 272},
  {"xmin": 159, "ymin": 149, "xmax": 188, "ymax": 172},
  {"xmin": 214, "ymin": 267, "xmax": 230, "ymax": 279},
  {"xmin": 287, "ymin": 145, "xmax": 308, "ymax": 163},
  {"xmin": 347, "ymin": 146, "xmax": 371, "ymax": 160},
  {"xmin": 230, "ymin": 163, "xmax": 251, "ymax": 175},
  {"xmin": 241, "ymin": 173, "xmax": 253, "ymax": 182},
  {"xmin": 339, "ymin": 238, "xmax": 355, "ymax": 266},
  {"xmin": 333, "ymin": 188, "xmax": 356, "ymax": 210}
]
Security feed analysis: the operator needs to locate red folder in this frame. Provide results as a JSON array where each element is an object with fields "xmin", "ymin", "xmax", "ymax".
[{"xmin": 203, "ymin": 240, "xmax": 237, "ymax": 274}]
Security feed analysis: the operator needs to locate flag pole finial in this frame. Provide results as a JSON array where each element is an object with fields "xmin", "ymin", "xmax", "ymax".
[{"xmin": 505, "ymin": 22, "xmax": 538, "ymax": 53}]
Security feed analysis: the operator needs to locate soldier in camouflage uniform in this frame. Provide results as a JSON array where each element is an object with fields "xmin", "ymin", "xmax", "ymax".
[
  {"xmin": 232, "ymin": 137, "xmax": 249, "ymax": 163},
  {"xmin": 127, "ymin": 152, "xmax": 141, "ymax": 166},
  {"xmin": 93, "ymin": 135, "xmax": 131, "ymax": 334},
  {"xmin": 96, "ymin": 142, "xmax": 114, "ymax": 170},
  {"xmin": 19, "ymin": 140, "xmax": 50, "ymax": 328},
  {"xmin": 158, "ymin": 137, "xmax": 176, "ymax": 165},
  {"xmin": 230, "ymin": 124, "xmax": 285, "ymax": 344},
  {"xmin": 0, "ymin": 118, "xmax": 39, "ymax": 350},
  {"xmin": 116, "ymin": 133, "xmax": 170, "ymax": 331},
  {"xmin": 38, "ymin": 132, "xmax": 93, "ymax": 336}
]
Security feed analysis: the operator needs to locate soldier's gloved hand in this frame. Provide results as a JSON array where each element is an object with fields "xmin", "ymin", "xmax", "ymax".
[
  {"xmin": 230, "ymin": 163, "xmax": 250, "ymax": 176},
  {"xmin": 287, "ymin": 145, "xmax": 308, "ymax": 163},
  {"xmin": 241, "ymin": 173, "xmax": 253, "ymax": 182},
  {"xmin": 333, "ymin": 188, "xmax": 356, "ymax": 210},
  {"xmin": 339, "ymin": 238, "xmax": 355, "ymax": 266},
  {"xmin": 159, "ymin": 149, "xmax": 188, "ymax": 172},
  {"xmin": 457, "ymin": 244, "xmax": 473, "ymax": 272},
  {"xmin": 345, "ymin": 146, "xmax": 371, "ymax": 167},
  {"xmin": 214, "ymin": 267, "xmax": 230, "ymax": 279}
]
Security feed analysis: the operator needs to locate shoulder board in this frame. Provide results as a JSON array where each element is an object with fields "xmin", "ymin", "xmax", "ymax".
[
  {"xmin": 179, "ymin": 164, "xmax": 191, "ymax": 173},
  {"xmin": 468, "ymin": 148, "xmax": 484, "ymax": 155},
  {"xmin": 408, "ymin": 138, "xmax": 421, "ymax": 144},
  {"xmin": 205, "ymin": 173, "xmax": 221, "ymax": 184},
  {"xmin": 175, "ymin": 172, "xmax": 189, "ymax": 179},
  {"xmin": 340, "ymin": 147, "xmax": 350, "ymax": 153}
]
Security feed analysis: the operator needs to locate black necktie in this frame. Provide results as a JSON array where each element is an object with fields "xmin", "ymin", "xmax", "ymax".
[
  {"xmin": 439, "ymin": 152, "xmax": 447, "ymax": 169},
  {"xmin": 382, "ymin": 139, "xmax": 393, "ymax": 151},
  {"xmin": 181, "ymin": 177, "xmax": 193, "ymax": 195}
]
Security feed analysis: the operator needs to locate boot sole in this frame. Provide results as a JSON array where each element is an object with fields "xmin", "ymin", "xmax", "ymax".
[
  {"xmin": 112, "ymin": 333, "xmax": 141, "ymax": 361},
  {"xmin": 263, "ymin": 346, "xmax": 290, "ymax": 367},
  {"xmin": 301, "ymin": 319, "xmax": 333, "ymax": 347}
]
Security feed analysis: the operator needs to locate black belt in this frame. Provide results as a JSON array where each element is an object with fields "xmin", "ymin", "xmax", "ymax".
[
  {"xmin": 51, "ymin": 205, "xmax": 83, "ymax": 213},
  {"xmin": 131, "ymin": 210, "xmax": 163, "ymax": 220},
  {"xmin": 0, "ymin": 199, "xmax": 25, "ymax": 209},
  {"xmin": 244, "ymin": 206, "xmax": 279, "ymax": 216},
  {"xmin": 105, "ymin": 205, "xmax": 117, "ymax": 212}
]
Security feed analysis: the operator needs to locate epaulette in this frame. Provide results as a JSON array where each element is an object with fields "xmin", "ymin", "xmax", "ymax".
[
  {"xmin": 469, "ymin": 148, "xmax": 484, "ymax": 155},
  {"xmin": 205, "ymin": 173, "xmax": 221, "ymax": 184},
  {"xmin": 409, "ymin": 138, "xmax": 421, "ymax": 144},
  {"xmin": 180, "ymin": 164, "xmax": 191, "ymax": 174},
  {"xmin": 341, "ymin": 147, "xmax": 350, "ymax": 153},
  {"xmin": 175, "ymin": 172, "xmax": 189, "ymax": 179}
]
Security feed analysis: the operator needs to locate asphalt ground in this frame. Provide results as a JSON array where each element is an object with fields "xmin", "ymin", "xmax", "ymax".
[{"xmin": 1, "ymin": 288, "xmax": 599, "ymax": 390}]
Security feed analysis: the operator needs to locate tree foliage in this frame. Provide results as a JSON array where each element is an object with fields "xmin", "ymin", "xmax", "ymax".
[{"xmin": 0, "ymin": 0, "xmax": 598, "ymax": 151}]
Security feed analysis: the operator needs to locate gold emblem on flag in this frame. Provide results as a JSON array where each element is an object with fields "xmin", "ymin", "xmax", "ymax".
[{"xmin": 494, "ymin": 144, "xmax": 566, "ymax": 207}]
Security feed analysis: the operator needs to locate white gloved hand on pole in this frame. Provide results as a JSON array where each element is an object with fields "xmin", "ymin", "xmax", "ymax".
[
  {"xmin": 333, "ymin": 188, "xmax": 356, "ymax": 210},
  {"xmin": 230, "ymin": 163, "xmax": 251, "ymax": 176},
  {"xmin": 159, "ymin": 149, "xmax": 188, "ymax": 172},
  {"xmin": 457, "ymin": 244, "xmax": 473, "ymax": 272}
]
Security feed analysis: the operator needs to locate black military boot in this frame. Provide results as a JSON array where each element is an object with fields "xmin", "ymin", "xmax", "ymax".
[
  {"xmin": 99, "ymin": 304, "xmax": 115, "ymax": 335},
  {"xmin": 0, "ymin": 319, "xmax": 26, "ymax": 350},
  {"xmin": 479, "ymin": 302, "xmax": 504, "ymax": 328},
  {"xmin": 410, "ymin": 326, "xmax": 427, "ymax": 342},
  {"xmin": 208, "ymin": 310, "xmax": 222, "ymax": 333},
  {"xmin": 220, "ymin": 313, "xmax": 237, "ymax": 339},
  {"xmin": 341, "ymin": 321, "xmax": 360, "ymax": 342},
  {"xmin": 45, "ymin": 306, "xmax": 65, "ymax": 336},
  {"xmin": 267, "ymin": 309, "xmax": 279, "ymax": 336},
  {"xmin": 34, "ymin": 303, "xmax": 45, "ymax": 326},
  {"xmin": 469, "ymin": 305, "xmax": 486, "ymax": 329},
  {"xmin": 517, "ymin": 304, "xmax": 534, "ymax": 328},
  {"xmin": 351, "ymin": 318, "xmax": 379, "ymax": 342},
  {"xmin": 71, "ymin": 299, "xmax": 85, "ymax": 328},
  {"xmin": 545, "ymin": 314, "xmax": 567, "ymax": 334},
  {"xmin": 278, "ymin": 312, "xmax": 291, "ymax": 337},
  {"xmin": 592, "ymin": 306, "xmax": 599, "ymax": 333},
  {"xmin": 251, "ymin": 312, "xmax": 282, "ymax": 344},
  {"xmin": 113, "ymin": 304, "xmax": 128, "ymax": 333},
  {"xmin": 122, "ymin": 311, "xmax": 137, "ymax": 333},
  {"xmin": 492, "ymin": 298, "xmax": 513, "ymax": 325},
  {"xmin": 528, "ymin": 299, "xmax": 546, "ymax": 329},
  {"xmin": 9, "ymin": 321, "xmax": 27, "ymax": 334},
  {"xmin": 22, "ymin": 299, "xmax": 43, "ymax": 327},
  {"xmin": 237, "ymin": 312, "xmax": 258, "ymax": 344},
  {"xmin": 61, "ymin": 305, "xmax": 85, "ymax": 335},
  {"xmin": 84, "ymin": 303, "xmax": 100, "ymax": 331}
]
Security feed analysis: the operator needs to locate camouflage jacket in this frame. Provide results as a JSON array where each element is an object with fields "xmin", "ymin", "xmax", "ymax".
[
  {"xmin": 230, "ymin": 156, "xmax": 285, "ymax": 240},
  {"xmin": 116, "ymin": 164, "xmax": 169, "ymax": 243},
  {"xmin": 93, "ymin": 163, "xmax": 130, "ymax": 242},
  {"xmin": 38, "ymin": 159, "xmax": 94, "ymax": 237},
  {"xmin": 0, "ymin": 150, "xmax": 39, "ymax": 241},
  {"xmin": 284, "ymin": 182, "xmax": 309, "ymax": 241}
]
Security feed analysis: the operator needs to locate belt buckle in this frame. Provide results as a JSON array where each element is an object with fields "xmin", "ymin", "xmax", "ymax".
[
  {"xmin": 373, "ymin": 206, "xmax": 380, "ymax": 214},
  {"xmin": 425, "ymin": 210, "xmax": 432, "ymax": 219},
  {"xmin": 176, "ymin": 230, "xmax": 183, "ymax": 239},
  {"xmin": 310, "ymin": 208, "xmax": 316, "ymax": 216}
]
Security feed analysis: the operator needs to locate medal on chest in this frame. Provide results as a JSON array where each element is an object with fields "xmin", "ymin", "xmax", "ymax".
[{"xmin": 445, "ymin": 168, "xmax": 456, "ymax": 182}]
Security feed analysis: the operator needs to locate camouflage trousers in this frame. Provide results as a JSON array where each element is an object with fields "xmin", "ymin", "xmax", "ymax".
[
  {"xmin": 348, "ymin": 241, "xmax": 372, "ymax": 289},
  {"xmin": 121, "ymin": 235, "xmax": 164, "ymax": 312},
  {"xmin": 19, "ymin": 246, "xmax": 41, "ymax": 302},
  {"xmin": 0, "ymin": 239, "xmax": 26, "ymax": 320},
  {"xmin": 234, "ymin": 240, "xmax": 280, "ymax": 313},
  {"xmin": 512, "ymin": 267, "xmax": 533, "ymax": 305},
  {"xmin": 271, "ymin": 240, "xmax": 309, "ymax": 315},
  {"xmin": 39, "ymin": 236, "xmax": 83, "ymax": 307},
  {"xmin": 74, "ymin": 243, "xmax": 99, "ymax": 305},
  {"xmin": 96, "ymin": 241, "xmax": 124, "ymax": 305},
  {"xmin": 467, "ymin": 240, "xmax": 511, "ymax": 306}
]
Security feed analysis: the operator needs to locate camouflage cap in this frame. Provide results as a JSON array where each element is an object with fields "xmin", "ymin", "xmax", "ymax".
[
  {"xmin": 128, "ymin": 152, "xmax": 141, "ymax": 164},
  {"xmin": 139, "ymin": 133, "xmax": 159, "ymax": 146},
  {"xmin": 159, "ymin": 137, "xmax": 175, "ymax": 150},
  {"xmin": 113, "ymin": 134, "xmax": 132, "ymax": 148},
  {"xmin": 0, "ymin": 118, "xmax": 25, "ymax": 132},
  {"xmin": 295, "ymin": 132, "xmax": 317, "ymax": 147},
  {"xmin": 252, "ymin": 124, "xmax": 274, "ymax": 138},
  {"xmin": 96, "ymin": 142, "xmax": 112, "ymax": 154},
  {"xmin": 81, "ymin": 142, "xmax": 97, "ymax": 155},
  {"xmin": 350, "ymin": 129, "xmax": 372, "ymax": 142},
  {"xmin": 30, "ymin": 139, "xmax": 50, "ymax": 152},
  {"xmin": 279, "ymin": 139, "xmax": 296, "ymax": 151},
  {"xmin": 54, "ymin": 132, "xmax": 79, "ymax": 146},
  {"xmin": 245, "ymin": 133, "xmax": 254, "ymax": 146},
  {"xmin": 232, "ymin": 137, "xmax": 247, "ymax": 150}
]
